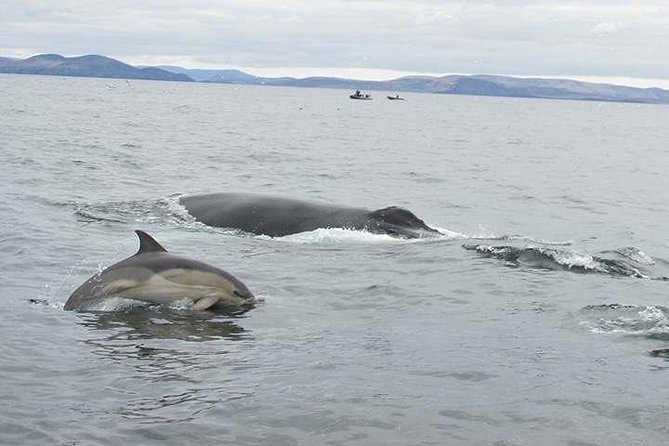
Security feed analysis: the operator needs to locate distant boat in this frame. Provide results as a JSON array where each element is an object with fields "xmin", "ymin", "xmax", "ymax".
[
  {"xmin": 350, "ymin": 90, "xmax": 372, "ymax": 100},
  {"xmin": 387, "ymin": 94, "xmax": 405, "ymax": 101}
]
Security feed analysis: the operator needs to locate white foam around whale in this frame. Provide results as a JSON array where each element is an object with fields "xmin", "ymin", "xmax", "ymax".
[
  {"xmin": 271, "ymin": 227, "xmax": 401, "ymax": 244},
  {"xmin": 271, "ymin": 225, "xmax": 469, "ymax": 244}
]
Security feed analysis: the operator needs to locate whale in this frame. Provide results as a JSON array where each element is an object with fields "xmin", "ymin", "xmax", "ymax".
[
  {"xmin": 64, "ymin": 230, "xmax": 255, "ymax": 311},
  {"xmin": 179, "ymin": 193, "xmax": 442, "ymax": 239}
]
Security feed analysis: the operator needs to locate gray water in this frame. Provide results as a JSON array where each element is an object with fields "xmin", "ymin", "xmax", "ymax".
[{"xmin": 1, "ymin": 74, "xmax": 669, "ymax": 445}]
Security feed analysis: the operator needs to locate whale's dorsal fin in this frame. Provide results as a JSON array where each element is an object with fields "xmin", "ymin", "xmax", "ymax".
[{"xmin": 135, "ymin": 230, "xmax": 168, "ymax": 255}]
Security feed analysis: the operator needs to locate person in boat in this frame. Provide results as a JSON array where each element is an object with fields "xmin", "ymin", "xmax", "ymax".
[{"xmin": 355, "ymin": 90, "xmax": 361, "ymax": 97}]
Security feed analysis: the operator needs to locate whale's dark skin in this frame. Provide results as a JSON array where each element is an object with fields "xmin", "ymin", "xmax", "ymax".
[{"xmin": 179, "ymin": 193, "xmax": 442, "ymax": 239}]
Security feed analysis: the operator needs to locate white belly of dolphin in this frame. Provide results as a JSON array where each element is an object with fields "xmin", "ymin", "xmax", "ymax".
[{"xmin": 115, "ymin": 269, "xmax": 241, "ymax": 309}]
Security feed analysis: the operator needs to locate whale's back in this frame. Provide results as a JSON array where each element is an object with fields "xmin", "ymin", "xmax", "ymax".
[{"xmin": 180, "ymin": 193, "xmax": 364, "ymax": 237}]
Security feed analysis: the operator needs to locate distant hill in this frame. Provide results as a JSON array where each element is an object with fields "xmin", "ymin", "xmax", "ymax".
[
  {"xmin": 2, "ymin": 53, "xmax": 668, "ymax": 104},
  {"xmin": 0, "ymin": 54, "xmax": 193, "ymax": 82},
  {"xmin": 154, "ymin": 65, "xmax": 262, "ymax": 84},
  {"xmin": 159, "ymin": 65, "xmax": 669, "ymax": 104},
  {"xmin": 434, "ymin": 75, "xmax": 669, "ymax": 104}
]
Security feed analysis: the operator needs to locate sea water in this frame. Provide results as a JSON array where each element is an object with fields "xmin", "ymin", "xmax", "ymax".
[{"xmin": 1, "ymin": 74, "xmax": 669, "ymax": 445}]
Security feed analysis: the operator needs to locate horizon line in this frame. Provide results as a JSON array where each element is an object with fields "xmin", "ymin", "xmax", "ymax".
[{"xmin": 4, "ymin": 51, "xmax": 669, "ymax": 90}]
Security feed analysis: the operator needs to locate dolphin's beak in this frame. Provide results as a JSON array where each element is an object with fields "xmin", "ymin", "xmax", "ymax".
[{"xmin": 234, "ymin": 288, "xmax": 256, "ymax": 305}]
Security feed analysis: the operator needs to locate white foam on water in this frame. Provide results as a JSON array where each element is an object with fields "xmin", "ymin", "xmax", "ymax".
[
  {"xmin": 617, "ymin": 246, "xmax": 655, "ymax": 265},
  {"xmin": 270, "ymin": 225, "xmax": 474, "ymax": 244},
  {"xmin": 579, "ymin": 305, "xmax": 669, "ymax": 335},
  {"xmin": 430, "ymin": 226, "xmax": 469, "ymax": 240},
  {"xmin": 166, "ymin": 297, "xmax": 197, "ymax": 311},
  {"xmin": 165, "ymin": 193, "xmax": 192, "ymax": 219},
  {"xmin": 639, "ymin": 305, "xmax": 669, "ymax": 325},
  {"xmin": 551, "ymin": 250, "xmax": 600, "ymax": 270},
  {"xmin": 443, "ymin": 227, "xmax": 573, "ymax": 245},
  {"xmin": 271, "ymin": 227, "xmax": 400, "ymax": 244},
  {"xmin": 503, "ymin": 235, "xmax": 574, "ymax": 246}
]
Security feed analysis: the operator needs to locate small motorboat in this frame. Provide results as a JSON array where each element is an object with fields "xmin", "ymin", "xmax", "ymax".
[
  {"xmin": 350, "ymin": 90, "xmax": 372, "ymax": 100},
  {"xmin": 387, "ymin": 94, "xmax": 405, "ymax": 101}
]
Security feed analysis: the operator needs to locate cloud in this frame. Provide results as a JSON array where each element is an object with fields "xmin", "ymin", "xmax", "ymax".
[{"xmin": 1, "ymin": 0, "xmax": 668, "ymax": 80}]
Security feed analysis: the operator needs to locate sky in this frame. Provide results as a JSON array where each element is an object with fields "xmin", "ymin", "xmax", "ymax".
[{"xmin": 1, "ymin": 1, "xmax": 668, "ymax": 87}]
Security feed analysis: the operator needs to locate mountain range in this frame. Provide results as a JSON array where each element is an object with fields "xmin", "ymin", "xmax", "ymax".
[
  {"xmin": 0, "ymin": 54, "xmax": 191, "ymax": 82},
  {"xmin": 2, "ymin": 53, "xmax": 668, "ymax": 104}
]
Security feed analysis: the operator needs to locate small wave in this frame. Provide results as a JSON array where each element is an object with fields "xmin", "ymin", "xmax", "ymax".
[
  {"xmin": 604, "ymin": 246, "xmax": 655, "ymax": 265},
  {"xmin": 171, "ymin": 104, "xmax": 192, "ymax": 113},
  {"xmin": 264, "ymin": 224, "xmax": 475, "ymax": 244},
  {"xmin": 433, "ymin": 227, "xmax": 572, "ymax": 245},
  {"xmin": 76, "ymin": 306, "xmax": 249, "ymax": 341},
  {"xmin": 270, "ymin": 228, "xmax": 401, "ymax": 244},
  {"xmin": 430, "ymin": 226, "xmax": 469, "ymax": 240},
  {"xmin": 73, "ymin": 295, "xmax": 261, "ymax": 317},
  {"xmin": 67, "ymin": 295, "xmax": 215, "ymax": 312},
  {"xmin": 28, "ymin": 298, "xmax": 64, "ymax": 311},
  {"xmin": 463, "ymin": 244, "xmax": 650, "ymax": 278},
  {"xmin": 649, "ymin": 349, "xmax": 669, "ymax": 358},
  {"xmin": 578, "ymin": 304, "xmax": 669, "ymax": 336},
  {"xmin": 496, "ymin": 234, "xmax": 573, "ymax": 246},
  {"xmin": 73, "ymin": 195, "xmax": 191, "ymax": 227},
  {"xmin": 242, "ymin": 224, "xmax": 554, "ymax": 245},
  {"xmin": 86, "ymin": 296, "xmax": 151, "ymax": 312},
  {"xmin": 74, "ymin": 209, "xmax": 127, "ymax": 224}
]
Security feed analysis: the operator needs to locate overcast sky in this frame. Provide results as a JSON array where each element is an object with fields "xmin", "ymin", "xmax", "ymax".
[{"xmin": 1, "ymin": 1, "xmax": 667, "ymax": 86}]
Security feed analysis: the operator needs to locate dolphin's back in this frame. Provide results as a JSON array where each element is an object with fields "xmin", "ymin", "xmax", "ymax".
[
  {"xmin": 64, "ymin": 231, "xmax": 255, "ymax": 311},
  {"xmin": 65, "ymin": 253, "xmax": 251, "ymax": 310},
  {"xmin": 180, "ymin": 193, "xmax": 366, "ymax": 237}
]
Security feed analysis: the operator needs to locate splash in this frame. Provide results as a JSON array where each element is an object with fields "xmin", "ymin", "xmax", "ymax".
[
  {"xmin": 463, "ymin": 244, "xmax": 650, "ymax": 278},
  {"xmin": 87, "ymin": 296, "xmax": 151, "ymax": 312},
  {"xmin": 270, "ymin": 227, "xmax": 402, "ymax": 244},
  {"xmin": 578, "ymin": 304, "xmax": 669, "ymax": 336}
]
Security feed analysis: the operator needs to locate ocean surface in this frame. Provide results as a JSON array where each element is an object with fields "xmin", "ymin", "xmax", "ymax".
[{"xmin": 1, "ymin": 74, "xmax": 668, "ymax": 446}]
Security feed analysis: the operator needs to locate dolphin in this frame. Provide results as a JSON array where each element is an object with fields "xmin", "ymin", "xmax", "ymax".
[
  {"xmin": 179, "ymin": 193, "xmax": 443, "ymax": 239},
  {"xmin": 64, "ymin": 230, "xmax": 255, "ymax": 311}
]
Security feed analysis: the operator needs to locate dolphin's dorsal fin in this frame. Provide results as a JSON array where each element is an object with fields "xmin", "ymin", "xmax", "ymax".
[{"xmin": 135, "ymin": 230, "xmax": 168, "ymax": 255}]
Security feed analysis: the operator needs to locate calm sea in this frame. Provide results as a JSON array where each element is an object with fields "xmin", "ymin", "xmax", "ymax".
[{"xmin": 1, "ymin": 74, "xmax": 668, "ymax": 445}]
